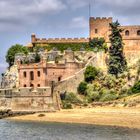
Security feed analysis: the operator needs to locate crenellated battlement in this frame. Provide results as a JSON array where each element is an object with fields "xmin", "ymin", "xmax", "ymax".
[
  {"xmin": 90, "ymin": 17, "xmax": 112, "ymax": 21},
  {"xmin": 31, "ymin": 34, "xmax": 89, "ymax": 44}
]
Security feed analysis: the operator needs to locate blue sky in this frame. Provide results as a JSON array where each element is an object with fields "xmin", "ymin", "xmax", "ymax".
[{"xmin": 0, "ymin": 0, "xmax": 140, "ymax": 74}]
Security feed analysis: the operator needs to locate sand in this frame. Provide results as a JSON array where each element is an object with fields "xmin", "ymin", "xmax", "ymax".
[{"xmin": 8, "ymin": 107, "xmax": 140, "ymax": 129}]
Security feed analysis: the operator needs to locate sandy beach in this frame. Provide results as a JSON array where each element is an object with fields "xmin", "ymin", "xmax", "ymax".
[{"xmin": 8, "ymin": 107, "xmax": 140, "ymax": 129}]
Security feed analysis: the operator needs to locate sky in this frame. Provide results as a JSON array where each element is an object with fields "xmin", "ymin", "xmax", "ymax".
[{"xmin": 0, "ymin": 0, "xmax": 140, "ymax": 75}]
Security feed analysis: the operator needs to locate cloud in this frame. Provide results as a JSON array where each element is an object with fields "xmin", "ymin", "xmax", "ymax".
[
  {"xmin": 96, "ymin": 0, "xmax": 140, "ymax": 16},
  {"xmin": 0, "ymin": 0, "xmax": 66, "ymax": 30},
  {"xmin": 66, "ymin": 0, "xmax": 89, "ymax": 9},
  {"xmin": 69, "ymin": 16, "xmax": 88, "ymax": 28}
]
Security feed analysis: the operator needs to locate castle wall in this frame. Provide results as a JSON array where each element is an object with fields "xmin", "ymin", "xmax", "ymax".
[
  {"xmin": 54, "ymin": 52, "xmax": 107, "ymax": 94},
  {"xmin": 0, "ymin": 87, "xmax": 59, "ymax": 112},
  {"xmin": 31, "ymin": 34, "xmax": 89, "ymax": 45}
]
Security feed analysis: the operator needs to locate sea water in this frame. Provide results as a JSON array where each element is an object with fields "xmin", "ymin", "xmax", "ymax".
[{"xmin": 0, "ymin": 120, "xmax": 140, "ymax": 140}]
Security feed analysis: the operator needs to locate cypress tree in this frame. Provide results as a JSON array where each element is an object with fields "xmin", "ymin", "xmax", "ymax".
[{"xmin": 108, "ymin": 21, "xmax": 127, "ymax": 77}]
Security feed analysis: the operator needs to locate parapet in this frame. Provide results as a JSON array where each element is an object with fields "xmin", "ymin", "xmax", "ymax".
[
  {"xmin": 90, "ymin": 17, "xmax": 112, "ymax": 22},
  {"xmin": 32, "ymin": 34, "xmax": 89, "ymax": 44}
]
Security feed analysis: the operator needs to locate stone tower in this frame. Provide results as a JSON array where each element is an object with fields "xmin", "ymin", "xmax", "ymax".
[{"xmin": 89, "ymin": 17, "xmax": 112, "ymax": 41}]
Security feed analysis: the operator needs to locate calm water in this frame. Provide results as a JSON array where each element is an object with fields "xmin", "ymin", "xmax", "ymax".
[{"xmin": 0, "ymin": 120, "xmax": 140, "ymax": 140}]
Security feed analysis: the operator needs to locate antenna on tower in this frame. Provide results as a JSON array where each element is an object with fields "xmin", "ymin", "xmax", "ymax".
[{"xmin": 89, "ymin": 2, "xmax": 91, "ymax": 18}]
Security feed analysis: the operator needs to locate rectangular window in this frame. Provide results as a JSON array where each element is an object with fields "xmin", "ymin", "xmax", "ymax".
[
  {"xmin": 44, "ymin": 69, "xmax": 47, "ymax": 75},
  {"xmin": 30, "ymin": 71, "xmax": 34, "ymax": 80},
  {"xmin": 95, "ymin": 29, "xmax": 98, "ymax": 34},
  {"xmin": 23, "ymin": 72, "xmax": 26, "ymax": 78},
  {"xmin": 37, "ymin": 71, "xmax": 41, "ymax": 77}
]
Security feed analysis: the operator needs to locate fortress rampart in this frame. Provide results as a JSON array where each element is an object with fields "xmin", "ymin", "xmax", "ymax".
[
  {"xmin": 31, "ymin": 34, "xmax": 89, "ymax": 45},
  {"xmin": 0, "ymin": 87, "xmax": 60, "ymax": 112}
]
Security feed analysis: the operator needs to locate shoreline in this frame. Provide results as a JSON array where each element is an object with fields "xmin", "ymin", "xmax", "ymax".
[{"xmin": 7, "ymin": 107, "xmax": 140, "ymax": 129}]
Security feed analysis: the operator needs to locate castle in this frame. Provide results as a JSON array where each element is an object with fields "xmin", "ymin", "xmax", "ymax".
[
  {"xmin": 27, "ymin": 17, "xmax": 140, "ymax": 64},
  {"xmin": 16, "ymin": 50, "xmax": 85, "ymax": 89},
  {"xmin": 1, "ymin": 17, "xmax": 140, "ymax": 112}
]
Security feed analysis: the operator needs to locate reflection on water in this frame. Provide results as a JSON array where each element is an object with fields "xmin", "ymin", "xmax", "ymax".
[{"xmin": 0, "ymin": 120, "xmax": 140, "ymax": 140}]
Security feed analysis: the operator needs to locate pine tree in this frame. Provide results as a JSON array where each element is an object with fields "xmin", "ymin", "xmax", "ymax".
[{"xmin": 108, "ymin": 21, "xmax": 127, "ymax": 77}]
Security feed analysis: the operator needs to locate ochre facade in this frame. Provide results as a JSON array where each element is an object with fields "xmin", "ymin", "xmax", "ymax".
[
  {"xmin": 29, "ymin": 17, "xmax": 140, "ymax": 55},
  {"xmin": 89, "ymin": 17, "xmax": 140, "ymax": 54}
]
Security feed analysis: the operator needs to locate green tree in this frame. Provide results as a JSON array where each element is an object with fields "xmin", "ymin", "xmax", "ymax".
[
  {"xmin": 6, "ymin": 44, "xmax": 29, "ymax": 67},
  {"xmin": 77, "ymin": 82, "xmax": 87, "ymax": 95},
  {"xmin": 84, "ymin": 66, "xmax": 98, "ymax": 83},
  {"xmin": 108, "ymin": 21, "xmax": 127, "ymax": 77},
  {"xmin": 34, "ymin": 52, "xmax": 41, "ymax": 63},
  {"xmin": 131, "ymin": 80, "xmax": 140, "ymax": 94},
  {"xmin": 89, "ymin": 38, "xmax": 108, "ymax": 52}
]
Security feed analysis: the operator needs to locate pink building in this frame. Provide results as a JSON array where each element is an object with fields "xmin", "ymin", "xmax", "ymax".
[{"xmin": 16, "ymin": 51, "xmax": 84, "ymax": 88}]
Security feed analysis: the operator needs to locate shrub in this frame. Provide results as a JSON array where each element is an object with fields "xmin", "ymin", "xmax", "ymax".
[
  {"xmin": 100, "ymin": 93, "xmax": 118, "ymax": 102},
  {"xmin": 35, "ymin": 42, "xmax": 89, "ymax": 52},
  {"xmin": 62, "ymin": 101, "xmax": 72, "ymax": 109},
  {"xmin": 131, "ymin": 80, "xmax": 140, "ymax": 93},
  {"xmin": 86, "ymin": 91, "xmax": 100, "ymax": 103},
  {"xmin": 84, "ymin": 66, "xmax": 98, "ymax": 83},
  {"xmin": 65, "ymin": 92, "xmax": 82, "ymax": 104},
  {"xmin": 99, "ymin": 88, "xmax": 110, "ymax": 95},
  {"xmin": 109, "ymin": 88, "xmax": 117, "ymax": 94},
  {"xmin": 89, "ymin": 37, "xmax": 108, "ymax": 52},
  {"xmin": 120, "ymin": 87, "xmax": 128, "ymax": 95},
  {"xmin": 103, "ymin": 75, "xmax": 116, "ymax": 88},
  {"xmin": 34, "ymin": 53, "xmax": 41, "ymax": 63},
  {"xmin": 77, "ymin": 82, "xmax": 87, "ymax": 95}
]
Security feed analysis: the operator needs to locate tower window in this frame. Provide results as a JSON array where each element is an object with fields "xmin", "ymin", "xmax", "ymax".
[
  {"xmin": 30, "ymin": 71, "xmax": 34, "ymax": 80},
  {"xmin": 125, "ymin": 30, "xmax": 129, "ymax": 36},
  {"xmin": 23, "ymin": 71, "xmax": 26, "ymax": 78},
  {"xmin": 95, "ymin": 29, "xmax": 98, "ymax": 34},
  {"xmin": 137, "ymin": 30, "xmax": 140, "ymax": 36},
  {"xmin": 37, "ymin": 71, "xmax": 41, "ymax": 77}
]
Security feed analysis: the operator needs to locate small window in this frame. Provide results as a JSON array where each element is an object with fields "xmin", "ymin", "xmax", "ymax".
[
  {"xmin": 137, "ymin": 30, "xmax": 140, "ymax": 36},
  {"xmin": 95, "ymin": 29, "xmax": 98, "ymax": 34},
  {"xmin": 23, "ymin": 72, "xmax": 26, "ymax": 78},
  {"xmin": 30, "ymin": 71, "xmax": 34, "ymax": 80},
  {"xmin": 125, "ymin": 30, "xmax": 129, "ymax": 36},
  {"xmin": 30, "ymin": 84, "xmax": 34, "ymax": 87},
  {"xmin": 58, "ymin": 76, "xmax": 61, "ymax": 82},
  {"xmin": 37, "ymin": 84, "xmax": 40, "ymax": 87},
  {"xmin": 24, "ymin": 84, "xmax": 27, "ymax": 87},
  {"xmin": 37, "ymin": 71, "xmax": 40, "ymax": 77}
]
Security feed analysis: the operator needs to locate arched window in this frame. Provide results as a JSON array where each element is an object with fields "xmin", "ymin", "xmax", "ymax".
[
  {"xmin": 23, "ymin": 71, "xmax": 26, "ymax": 77},
  {"xmin": 30, "ymin": 71, "xmax": 34, "ymax": 80},
  {"xmin": 125, "ymin": 30, "xmax": 129, "ymax": 36},
  {"xmin": 24, "ymin": 84, "xmax": 27, "ymax": 87},
  {"xmin": 137, "ymin": 30, "xmax": 140, "ymax": 36},
  {"xmin": 37, "ymin": 84, "xmax": 40, "ymax": 87}
]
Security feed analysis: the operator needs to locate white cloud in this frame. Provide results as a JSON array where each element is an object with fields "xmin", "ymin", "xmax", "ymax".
[
  {"xmin": 66, "ymin": 0, "xmax": 89, "ymax": 9},
  {"xmin": 69, "ymin": 16, "xmax": 88, "ymax": 28},
  {"xmin": 0, "ymin": 0, "xmax": 66, "ymax": 27}
]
